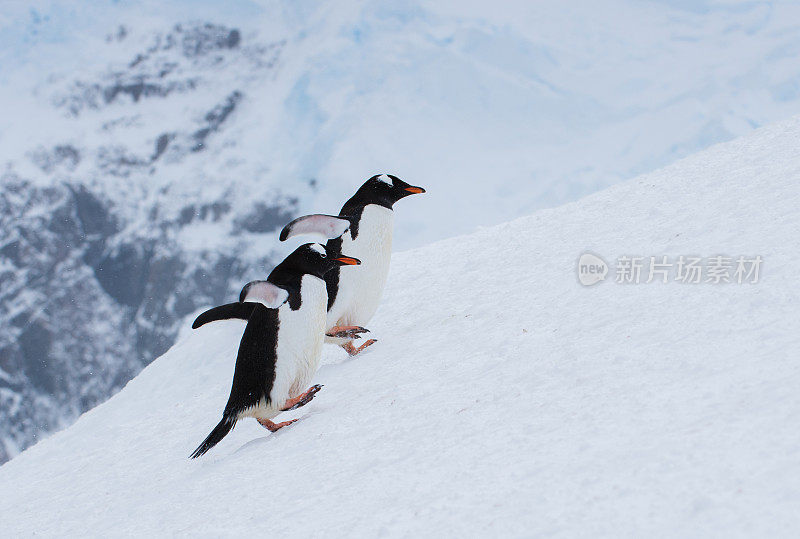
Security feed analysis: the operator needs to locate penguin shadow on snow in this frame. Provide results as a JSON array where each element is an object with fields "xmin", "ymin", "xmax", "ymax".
[
  {"xmin": 231, "ymin": 410, "xmax": 322, "ymax": 457},
  {"xmin": 319, "ymin": 340, "xmax": 377, "ymax": 367}
]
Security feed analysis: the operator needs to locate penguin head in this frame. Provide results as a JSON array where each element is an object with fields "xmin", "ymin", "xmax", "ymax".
[
  {"xmin": 351, "ymin": 174, "xmax": 425, "ymax": 209},
  {"xmin": 281, "ymin": 243, "xmax": 360, "ymax": 279}
]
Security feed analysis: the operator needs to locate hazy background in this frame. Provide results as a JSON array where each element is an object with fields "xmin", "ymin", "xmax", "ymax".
[{"xmin": 1, "ymin": 0, "xmax": 800, "ymax": 463}]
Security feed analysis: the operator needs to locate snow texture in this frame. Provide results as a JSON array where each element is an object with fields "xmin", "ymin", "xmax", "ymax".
[
  {"xmin": 0, "ymin": 116, "xmax": 798, "ymax": 536},
  {"xmin": 4, "ymin": 0, "xmax": 800, "ymax": 466}
]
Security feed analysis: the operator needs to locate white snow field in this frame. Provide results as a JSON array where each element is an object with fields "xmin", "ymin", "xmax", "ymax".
[
  {"xmin": 1, "ymin": 116, "xmax": 800, "ymax": 536},
  {"xmin": 7, "ymin": 0, "xmax": 800, "ymax": 464}
]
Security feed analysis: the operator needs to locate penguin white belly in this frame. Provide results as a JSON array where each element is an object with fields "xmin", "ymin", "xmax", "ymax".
[
  {"xmin": 259, "ymin": 275, "xmax": 327, "ymax": 418},
  {"xmin": 327, "ymin": 205, "xmax": 393, "ymax": 329}
]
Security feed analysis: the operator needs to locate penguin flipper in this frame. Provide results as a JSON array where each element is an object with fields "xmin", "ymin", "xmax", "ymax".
[
  {"xmin": 190, "ymin": 416, "xmax": 236, "ymax": 459},
  {"xmin": 192, "ymin": 302, "xmax": 257, "ymax": 329},
  {"xmin": 240, "ymin": 281, "xmax": 289, "ymax": 308},
  {"xmin": 279, "ymin": 214, "xmax": 352, "ymax": 241}
]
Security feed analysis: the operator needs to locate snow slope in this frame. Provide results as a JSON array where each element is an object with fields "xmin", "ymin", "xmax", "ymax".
[
  {"xmin": 5, "ymin": 0, "xmax": 800, "ymax": 464},
  {"xmin": 1, "ymin": 115, "xmax": 799, "ymax": 536}
]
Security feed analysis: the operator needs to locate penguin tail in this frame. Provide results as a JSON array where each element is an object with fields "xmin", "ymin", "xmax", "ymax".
[{"xmin": 189, "ymin": 416, "xmax": 237, "ymax": 459}]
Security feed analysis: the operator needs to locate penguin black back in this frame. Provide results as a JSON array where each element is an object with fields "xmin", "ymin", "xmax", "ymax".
[
  {"xmin": 324, "ymin": 236, "xmax": 345, "ymax": 311},
  {"xmin": 223, "ymin": 304, "xmax": 279, "ymax": 417},
  {"xmin": 322, "ymin": 174, "xmax": 424, "ymax": 309},
  {"xmin": 190, "ymin": 303, "xmax": 279, "ymax": 459}
]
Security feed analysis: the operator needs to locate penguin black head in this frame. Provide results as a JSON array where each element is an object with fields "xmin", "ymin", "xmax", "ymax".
[
  {"xmin": 348, "ymin": 174, "xmax": 425, "ymax": 210},
  {"xmin": 276, "ymin": 243, "xmax": 360, "ymax": 280}
]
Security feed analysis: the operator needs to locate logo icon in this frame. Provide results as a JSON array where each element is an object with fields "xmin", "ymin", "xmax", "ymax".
[{"xmin": 577, "ymin": 252, "xmax": 608, "ymax": 286}]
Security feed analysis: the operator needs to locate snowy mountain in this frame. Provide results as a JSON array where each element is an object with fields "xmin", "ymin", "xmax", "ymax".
[
  {"xmin": 1, "ymin": 116, "xmax": 798, "ymax": 536},
  {"xmin": 4, "ymin": 0, "xmax": 800, "ymax": 463},
  {"xmin": 0, "ymin": 20, "xmax": 299, "ymax": 463}
]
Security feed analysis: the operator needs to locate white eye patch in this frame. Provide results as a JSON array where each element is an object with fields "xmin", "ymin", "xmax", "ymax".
[
  {"xmin": 376, "ymin": 174, "xmax": 393, "ymax": 185},
  {"xmin": 308, "ymin": 243, "xmax": 326, "ymax": 255}
]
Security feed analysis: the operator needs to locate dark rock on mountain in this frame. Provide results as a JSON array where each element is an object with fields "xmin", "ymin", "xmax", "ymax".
[{"xmin": 0, "ymin": 22, "xmax": 296, "ymax": 463}]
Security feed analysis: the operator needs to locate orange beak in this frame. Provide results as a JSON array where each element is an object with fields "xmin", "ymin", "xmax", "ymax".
[
  {"xmin": 335, "ymin": 257, "xmax": 361, "ymax": 265},
  {"xmin": 404, "ymin": 186, "xmax": 425, "ymax": 194}
]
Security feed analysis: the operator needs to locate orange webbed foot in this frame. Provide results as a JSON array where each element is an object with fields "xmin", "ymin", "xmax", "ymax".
[
  {"xmin": 341, "ymin": 338, "xmax": 377, "ymax": 356},
  {"xmin": 326, "ymin": 325, "xmax": 370, "ymax": 339},
  {"xmin": 257, "ymin": 418, "xmax": 300, "ymax": 432},
  {"xmin": 280, "ymin": 384, "xmax": 323, "ymax": 412}
]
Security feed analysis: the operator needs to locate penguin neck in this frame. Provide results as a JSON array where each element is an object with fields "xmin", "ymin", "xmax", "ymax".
[
  {"xmin": 267, "ymin": 267, "xmax": 322, "ymax": 310},
  {"xmin": 339, "ymin": 198, "xmax": 393, "ymax": 240}
]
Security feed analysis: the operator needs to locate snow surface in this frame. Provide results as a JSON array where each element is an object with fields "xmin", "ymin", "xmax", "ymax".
[
  {"xmin": 1, "ymin": 115, "xmax": 799, "ymax": 536},
  {"xmin": 6, "ymin": 0, "xmax": 800, "ymax": 464}
]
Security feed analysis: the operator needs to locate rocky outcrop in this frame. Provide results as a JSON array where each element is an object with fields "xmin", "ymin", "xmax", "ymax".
[{"xmin": 0, "ymin": 22, "xmax": 296, "ymax": 463}]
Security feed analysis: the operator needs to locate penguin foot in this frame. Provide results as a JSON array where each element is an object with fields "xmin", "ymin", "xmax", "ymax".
[
  {"xmin": 341, "ymin": 339, "xmax": 377, "ymax": 356},
  {"xmin": 281, "ymin": 384, "xmax": 323, "ymax": 411},
  {"xmin": 257, "ymin": 418, "xmax": 300, "ymax": 432},
  {"xmin": 326, "ymin": 325, "xmax": 370, "ymax": 339}
]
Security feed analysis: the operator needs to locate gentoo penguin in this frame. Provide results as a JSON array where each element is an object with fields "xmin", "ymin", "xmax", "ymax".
[
  {"xmin": 189, "ymin": 214, "xmax": 368, "ymax": 341},
  {"xmin": 279, "ymin": 174, "xmax": 425, "ymax": 355},
  {"xmin": 189, "ymin": 242, "xmax": 360, "ymax": 458}
]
